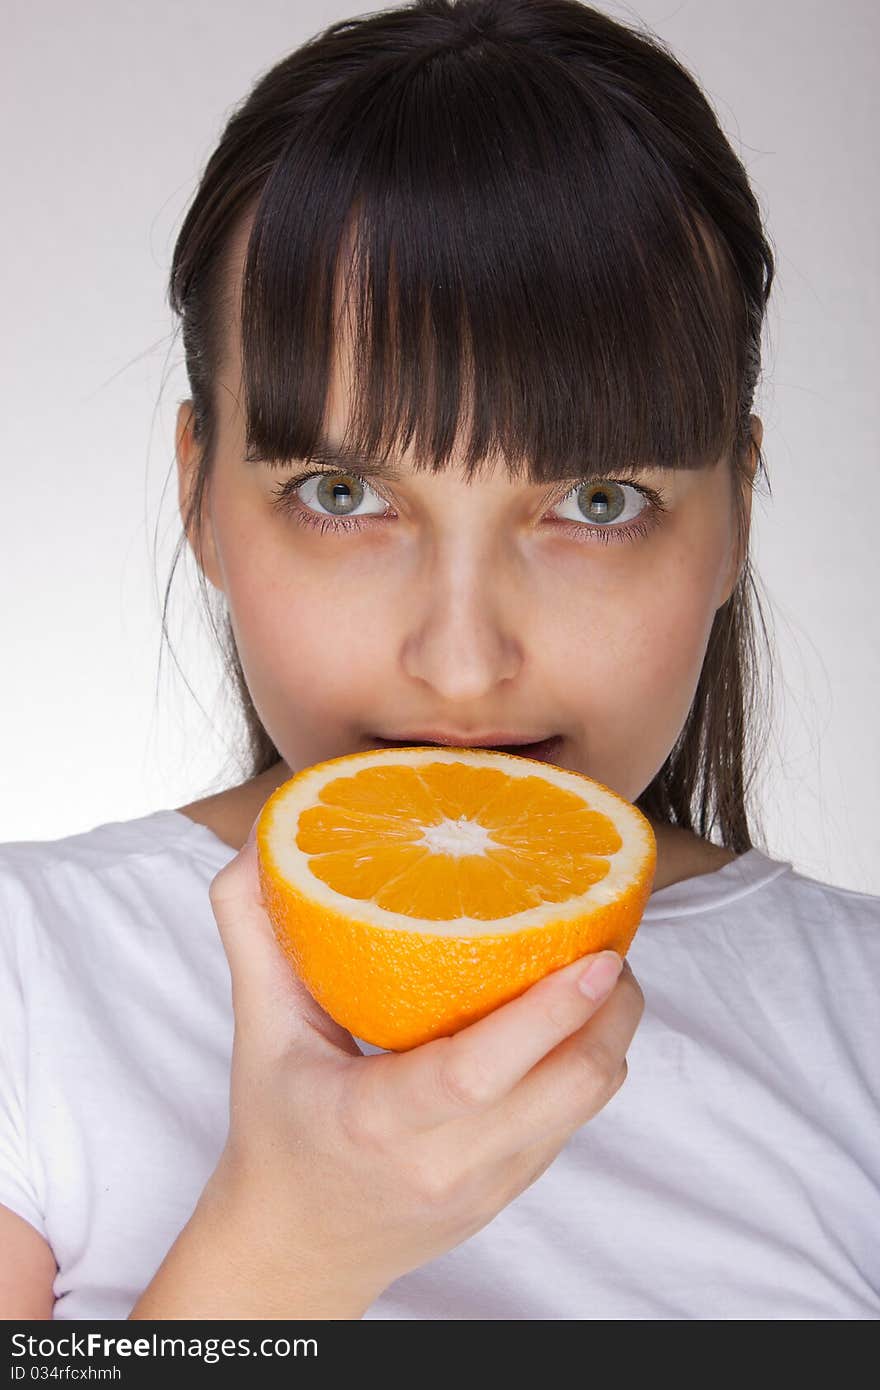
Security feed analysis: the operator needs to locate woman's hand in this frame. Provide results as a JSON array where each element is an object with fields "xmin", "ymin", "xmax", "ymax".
[{"xmin": 202, "ymin": 814, "xmax": 645, "ymax": 1317}]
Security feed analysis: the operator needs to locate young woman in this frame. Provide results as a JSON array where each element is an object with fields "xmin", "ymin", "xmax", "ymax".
[{"xmin": 2, "ymin": 0, "xmax": 877, "ymax": 1321}]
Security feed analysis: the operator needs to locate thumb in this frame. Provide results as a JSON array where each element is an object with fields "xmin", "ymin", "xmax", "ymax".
[{"xmin": 209, "ymin": 810, "xmax": 361, "ymax": 1058}]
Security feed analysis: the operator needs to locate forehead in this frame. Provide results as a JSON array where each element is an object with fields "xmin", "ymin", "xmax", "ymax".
[
  {"xmin": 215, "ymin": 194, "xmax": 734, "ymax": 488},
  {"xmin": 218, "ymin": 210, "xmax": 494, "ymax": 476}
]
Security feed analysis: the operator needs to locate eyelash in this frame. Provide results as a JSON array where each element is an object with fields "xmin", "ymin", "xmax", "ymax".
[{"xmin": 269, "ymin": 471, "xmax": 668, "ymax": 545}]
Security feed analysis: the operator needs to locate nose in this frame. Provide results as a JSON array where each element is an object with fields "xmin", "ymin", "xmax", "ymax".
[{"xmin": 399, "ymin": 534, "xmax": 523, "ymax": 700}]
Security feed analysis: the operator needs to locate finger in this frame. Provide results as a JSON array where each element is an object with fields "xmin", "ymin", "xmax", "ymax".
[
  {"xmin": 486, "ymin": 965, "xmax": 642, "ymax": 1155},
  {"xmin": 380, "ymin": 950, "xmax": 629, "ymax": 1130},
  {"xmin": 496, "ymin": 1092, "xmax": 615, "ymax": 1205},
  {"xmin": 209, "ymin": 812, "xmax": 360, "ymax": 1059}
]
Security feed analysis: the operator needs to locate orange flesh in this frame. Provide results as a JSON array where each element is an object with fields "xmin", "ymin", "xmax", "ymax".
[{"xmin": 296, "ymin": 761, "xmax": 622, "ymax": 921}]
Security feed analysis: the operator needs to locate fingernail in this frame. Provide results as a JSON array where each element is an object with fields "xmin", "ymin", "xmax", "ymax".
[
  {"xmin": 577, "ymin": 951, "xmax": 623, "ymax": 1001},
  {"xmin": 245, "ymin": 813, "xmax": 260, "ymax": 846}
]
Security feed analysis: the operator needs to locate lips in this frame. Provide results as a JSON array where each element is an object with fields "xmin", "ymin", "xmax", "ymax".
[
  {"xmin": 370, "ymin": 735, "xmax": 564, "ymax": 763},
  {"xmin": 486, "ymin": 735, "xmax": 564, "ymax": 762}
]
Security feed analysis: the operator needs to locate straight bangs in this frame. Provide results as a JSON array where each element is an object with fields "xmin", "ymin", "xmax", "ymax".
[{"xmin": 239, "ymin": 41, "xmax": 749, "ymax": 485}]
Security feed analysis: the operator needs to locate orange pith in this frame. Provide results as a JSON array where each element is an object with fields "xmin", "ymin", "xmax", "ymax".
[{"xmin": 256, "ymin": 746, "xmax": 657, "ymax": 1051}]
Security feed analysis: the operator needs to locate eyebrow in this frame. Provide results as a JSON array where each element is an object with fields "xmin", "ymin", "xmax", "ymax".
[
  {"xmin": 253, "ymin": 436, "xmax": 676, "ymax": 482},
  {"xmin": 257, "ymin": 438, "xmax": 407, "ymax": 480}
]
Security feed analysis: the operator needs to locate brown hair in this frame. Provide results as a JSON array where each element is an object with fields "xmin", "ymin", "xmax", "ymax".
[{"xmin": 161, "ymin": 0, "xmax": 777, "ymax": 853}]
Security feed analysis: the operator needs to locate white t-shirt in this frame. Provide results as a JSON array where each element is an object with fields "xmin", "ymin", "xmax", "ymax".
[{"xmin": 1, "ymin": 808, "xmax": 878, "ymax": 1321}]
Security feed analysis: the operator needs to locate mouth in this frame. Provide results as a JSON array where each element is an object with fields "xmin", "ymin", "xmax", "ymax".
[{"xmin": 368, "ymin": 734, "xmax": 565, "ymax": 764}]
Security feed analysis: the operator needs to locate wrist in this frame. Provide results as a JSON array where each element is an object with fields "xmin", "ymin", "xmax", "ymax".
[{"xmin": 187, "ymin": 1155, "xmax": 377, "ymax": 1320}]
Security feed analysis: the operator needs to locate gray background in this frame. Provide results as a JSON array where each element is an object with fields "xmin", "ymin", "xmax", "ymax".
[{"xmin": 2, "ymin": 0, "xmax": 877, "ymax": 893}]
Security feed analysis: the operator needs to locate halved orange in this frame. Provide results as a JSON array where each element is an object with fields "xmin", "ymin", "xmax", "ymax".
[{"xmin": 256, "ymin": 746, "xmax": 656, "ymax": 1051}]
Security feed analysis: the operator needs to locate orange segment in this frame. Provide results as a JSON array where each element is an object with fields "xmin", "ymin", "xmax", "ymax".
[
  {"xmin": 256, "ymin": 745, "xmax": 656, "ymax": 1051},
  {"xmin": 305, "ymin": 760, "xmax": 620, "ymax": 917}
]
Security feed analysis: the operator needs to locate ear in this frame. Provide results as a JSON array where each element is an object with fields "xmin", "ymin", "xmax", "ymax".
[
  {"xmin": 717, "ymin": 414, "xmax": 762, "ymax": 608},
  {"xmin": 175, "ymin": 401, "xmax": 224, "ymax": 592}
]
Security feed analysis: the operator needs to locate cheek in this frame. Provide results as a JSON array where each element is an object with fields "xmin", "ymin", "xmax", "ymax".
[
  {"xmin": 620, "ymin": 575, "xmax": 716, "ymax": 715},
  {"xmin": 552, "ymin": 595, "xmax": 710, "ymax": 730},
  {"xmin": 543, "ymin": 519, "xmax": 721, "ymax": 659},
  {"xmin": 629, "ymin": 534, "xmax": 722, "ymax": 678},
  {"xmin": 539, "ymin": 526, "xmax": 725, "ymax": 756},
  {"xmin": 216, "ymin": 501, "xmax": 390, "ymax": 699}
]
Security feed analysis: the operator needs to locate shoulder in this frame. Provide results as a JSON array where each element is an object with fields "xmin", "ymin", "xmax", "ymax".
[
  {"xmin": 782, "ymin": 860, "xmax": 880, "ymax": 926},
  {"xmin": 0, "ymin": 810, "xmax": 231, "ymax": 972},
  {"xmin": 722, "ymin": 855, "xmax": 880, "ymax": 1001},
  {"xmin": 641, "ymin": 844, "xmax": 879, "ymax": 992},
  {"xmin": 0, "ymin": 809, "xmax": 229, "ymax": 887},
  {"xmin": 720, "ymin": 850, "xmax": 880, "ymax": 946}
]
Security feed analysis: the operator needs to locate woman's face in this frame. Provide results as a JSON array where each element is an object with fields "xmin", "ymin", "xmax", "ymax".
[{"xmin": 176, "ymin": 220, "xmax": 759, "ymax": 806}]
